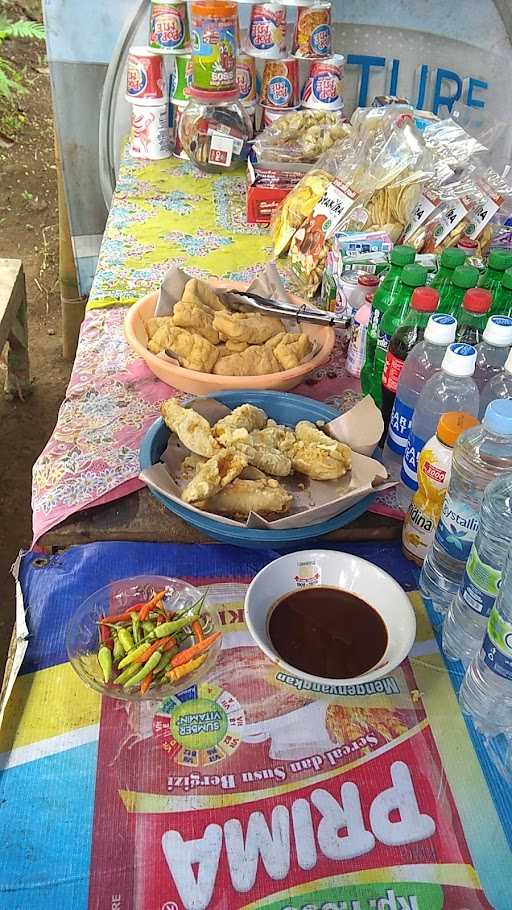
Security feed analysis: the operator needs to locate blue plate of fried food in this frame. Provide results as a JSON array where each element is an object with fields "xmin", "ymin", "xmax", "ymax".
[{"xmin": 139, "ymin": 390, "xmax": 378, "ymax": 549}]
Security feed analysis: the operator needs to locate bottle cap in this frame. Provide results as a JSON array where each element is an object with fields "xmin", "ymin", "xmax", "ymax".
[
  {"xmin": 482, "ymin": 315, "xmax": 512, "ymax": 347},
  {"xmin": 452, "ymin": 265, "xmax": 479, "ymax": 289},
  {"xmin": 501, "ymin": 267, "xmax": 512, "ymax": 291},
  {"xmin": 462, "ymin": 288, "xmax": 492, "ymax": 314},
  {"xmin": 440, "ymin": 248, "xmax": 466, "ymax": 269},
  {"xmin": 487, "ymin": 249, "xmax": 512, "ymax": 272},
  {"xmin": 357, "ymin": 273, "xmax": 379, "ymax": 287},
  {"xmin": 411, "ymin": 286, "xmax": 439, "ymax": 312},
  {"xmin": 390, "ymin": 245, "xmax": 416, "ymax": 267},
  {"xmin": 401, "ymin": 263, "xmax": 427, "ymax": 288},
  {"xmin": 441, "ymin": 342, "xmax": 477, "ymax": 377},
  {"xmin": 457, "ymin": 236, "xmax": 478, "ymax": 251},
  {"xmin": 437, "ymin": 411, "xmax": 479, "ymax": 447},
  {"xmin": 483, "ymin": 399, "xmax": 512, "ymax": 435},
  {"xmin": 424, "ymin": 313, "xmax": 457, "ymax": 345},
  {"xmin": 505, "ymin": 348, "xmax": 512, "ymax": 374}
]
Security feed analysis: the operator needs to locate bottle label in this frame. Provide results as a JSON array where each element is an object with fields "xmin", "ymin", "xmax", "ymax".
[
  {"xmin": 460, "ymin": 544, "xmax": 502, "ymax": 616},
  {"xmin": 400, "ymin": 431, "xmax": 426, "ymax": 491},
  {"xmin": 376, "ymin": 330, "xmax": 392, "ymax": 352},
  {"xmin": 402, "ymin": 501, "xmax": 436, "ymax": 561},
  {"xmin": 482, "ymin": 606, "xmax": 512, "ymax": 680},
  {"xmin": 435, "ymin": 492, "xmax": 479, "ymax": 561},
  {"xmin": 382, "ymin": 350, "xmax": 405, "ymax": 393},
  {"xmin": 368, "ymin": 305, "xmax": 381, "ymax": 339},
  {"xmin": 402, "ymin": 441, "xmax": 451, "ymax": 560},
  {"xmin": 387, "ymin": 397, "xmax": 414, "ymax": 455}
]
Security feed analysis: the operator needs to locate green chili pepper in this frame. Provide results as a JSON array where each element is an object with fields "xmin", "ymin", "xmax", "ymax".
[
  {"xmin": 113, "ymin": 634, "xmax": 124, "ymax": 663},
  {"xmin": 132, "ymin": 613, "xmax": 141, "ymax": 645},
  {"xmin": 153, "ymin": 649, "xmax": 176, "ymax": 676},
  {"xmin": 118, "ymin": 627, "xmax": 135, "ymax": 653},
  {"xmin": 123, "ymin": 650, "xmax": 162, "ymax": 688},
  {"xmin": 142, "ymin": 620, "xmax": 155, "ymax": 635},
  {"xmin": 114, "ymin": 661, "xmax": 143, "ymax": 686},
  {"xmin": 98, "ymin": 646, "xmax": 113, "ymax": 683},
  {"xmin": 117, "ymin": 641, "xmax": 149, "ymax": 669},
  {"xmin": 153, "ymin": 614, "xmax": 197, "ymax": 639}
]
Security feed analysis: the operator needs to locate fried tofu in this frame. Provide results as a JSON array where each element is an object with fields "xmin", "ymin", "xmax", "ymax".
[
  {"xmin": 146, "ymin": 315, "xmax": 173, "ymax": 340},
  {"xmin": 172, "ymin": 299, "xmax": 219, "ymax": 345},
  {"xmin": 213, "ymin": 311, "xmax": 285, "ymax": 344},
  {"xmin": 181, "ymin": 278, "xmax": 226, "ymax": 312},
  {"xmin": 181, "ymin": 448, "xmax": 248, "ymax": 503},
  {"xmin": 149, "ymin": 324, "xmax": 219, "ymax": 373},
  {"xmin": 161, "ymin": 399, "xmax": 220, "ymax": 458},
  {"xmin": 213, "ymin": 345, "xmax": 280, "ymax": 376},
  {"xmin": 274, "ymin": 332, "xmax": 313, "ymax": 370}
]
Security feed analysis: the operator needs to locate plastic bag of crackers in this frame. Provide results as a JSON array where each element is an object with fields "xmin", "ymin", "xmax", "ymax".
[{"xmin": 270, "ymin": 106, "xmax": 434, "ymax": 297}]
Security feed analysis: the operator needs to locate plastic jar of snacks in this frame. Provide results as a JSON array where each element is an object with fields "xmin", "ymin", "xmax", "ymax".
[
  {"xmin": 178, "ymin": 88, "xmax": 253, "ymax": 173},
  {"xmin": 190, "ymin": 0, "xmax": 238, "ymax": 91}
]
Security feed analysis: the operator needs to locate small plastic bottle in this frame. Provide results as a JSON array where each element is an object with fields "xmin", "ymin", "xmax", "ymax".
[
  {"xmin": 455, "ymin": 288, "xmax": 492, "ymax": 346},
  {"xmin": 459, "ymin": 546, "xmax": 512, "ymax": 736},
  {"xmin": 443, "ymin": 474, "xmax": 512, "ymax": 665},
  {"xmin": 381, "ymin": 313, "xmax": 457, "ymax": 480},
  {"xmin": 437, "ymin": 264, "xmax": 479, "ymax": 318},
  {"xmin": 430, "ymin": 247, "xmax": 467, "ymax": 293},
  {"xmin": 402, "ymin": 412, "xmax": 479, "ymax": 566},
  {"xmin": 396, "ymin": 343, "xmax": 479, "ymax": 513},
  {"xmin": 479, "ymin": 348, "xmax": 512, "ymax": 417},
  {"xmin": 474, "ymin": 315, "xmax": 512, "ymax": 392},
  {"xmin": 420, "ymin": 400, "xmax": 512, "ymax": 614},
  {"xmin": 490, "ymin": 266, "xmax": 512, "ymax": 317},
  {"xmin": 478, "ymin": 249, "xmax": 512, "ymax": 296},
  {"xmin": 346, "ymin": 296, "xmax": 371, "ymax": 378}
]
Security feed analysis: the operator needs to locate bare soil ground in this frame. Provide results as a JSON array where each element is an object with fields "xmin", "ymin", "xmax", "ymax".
[{"xmin": 0, "ymin": 0, "xmax": 71, "ymax": 669}]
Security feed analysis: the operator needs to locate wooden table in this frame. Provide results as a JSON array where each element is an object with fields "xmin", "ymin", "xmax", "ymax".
[{"xmin": 39, "ymin": 487, "xmax": 402, "ymax": 549}]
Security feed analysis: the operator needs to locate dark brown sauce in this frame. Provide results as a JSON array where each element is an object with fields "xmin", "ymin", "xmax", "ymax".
[{"xmin": 268, "ymin": 586, "xmax": 388, "ymax": 679}]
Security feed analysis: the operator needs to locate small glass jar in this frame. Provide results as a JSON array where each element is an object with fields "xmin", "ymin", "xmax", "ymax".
[{"xmin": 178, "ymin": 88, "xmax": 253, "ymax": 173}]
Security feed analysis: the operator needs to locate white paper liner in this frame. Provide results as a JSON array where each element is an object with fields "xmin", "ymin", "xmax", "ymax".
[{"xmin": 140, "ymin": 397, "xmax": 395, "ymax": 530}]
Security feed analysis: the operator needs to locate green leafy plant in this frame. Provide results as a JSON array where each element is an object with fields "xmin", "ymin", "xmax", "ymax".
[{"xmin": 0, "ymin": 10, "xmax": 45, "ymax": 100}]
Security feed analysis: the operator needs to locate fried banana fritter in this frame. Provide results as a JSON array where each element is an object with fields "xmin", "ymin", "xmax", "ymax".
[
  {"xmin": 235, "ymin": 443, "xmax": 292, "ymax": 477},
  {"xmin": 213, "ymin": 311, "xmax": 284, "ymax": 344},
  {"xmin": 290, "ymin": 422, "xmax": 352, "ymax": 480},
  {"xmin": 214, "ymin": 404, "xmax": 267, "ymax": 438},
  {"xmin": 161, "ymin": 399, "xmax": 220, "ymax": 458},
  {"xmin": 202, "ymin": 478, "xmax": 292, "ymax": 517},
  {"xmin": 181, "ymin": 448, "xmax": 248, "ymax": 503}
]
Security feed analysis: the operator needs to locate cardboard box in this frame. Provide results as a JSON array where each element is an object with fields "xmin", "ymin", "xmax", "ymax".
[{"xmin": 246, "ymin": 183, "xmax": 291, "ymax": 224}]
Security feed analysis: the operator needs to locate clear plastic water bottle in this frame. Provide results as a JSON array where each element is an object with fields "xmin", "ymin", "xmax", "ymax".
[
  {"xmin": 420, "ymin": 400, "xmax": 512, "ymax": 614},
  {"xmin": 479, "ymin": 348, "xmax": 512, "ymax": 418},
  {"xmin": 459, "ymin": 546, "xmax": 512, "ymax": 736},
  {"xmin": 443, "ymin": 474, "xmax": 512, "ymax": 664},
  {"xmin": 381, "ymin": 314, "xmax": 457, "ymax": 480},
  {"xmin": 396, "ymin": 343, "xmax": 480, "ymax": 512},
  {"xmin": 473, "ymin": 315, "xmax": 512, "ymax": 391}
]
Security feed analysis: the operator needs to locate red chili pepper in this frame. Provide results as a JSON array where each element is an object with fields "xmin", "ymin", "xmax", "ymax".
[
  {"xmin": 99, "ymin": 621, "xmax": 114, "ymax": 650},
  {"xmin": 192, "ymin": 620, "xmax": 204, "ymax": 642},
  {"xmin": 99, "ymin": 605, "xmax": 143, "ymax": 625},
  {"xmin": 139, "ymin": 591, "xmax": 165, "ymax": 622},
  {"xmin": 140, "ymin": 671, "xmax": 153, "ymax": 695}
]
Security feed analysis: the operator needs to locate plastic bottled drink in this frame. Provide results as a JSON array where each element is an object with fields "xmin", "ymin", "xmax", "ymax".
[
  {"xmin": 479, "ymin": 348, "xmax": 512, "ymax": 417},
  {"xmin": 443, "ymin": 474, "xmax": 512, "ymax": 665},
  {"xmin": 420, "ymin": 399, "xmax": 512, "ymax": 614},
  {"xmin": 455, "ymin": 288, "xmax": 492, "ymax": 346},
  {"xmin": 459, "ymin": 545, "xmax": 512, "ymax": 736},
  {"xmin": 402, "ymin": 412, "xmax": 479, "ymax": 566},
  {"xmin": 490, "ymin": 267, "xmax": 512, "ymax": 317},
  {"xmin": 478, "ymin": 249, "xmax": 512, "ymax": 297},
  {"xmin": 474, "ymin": 315, "xmax": 512, "ymax": 391},
  {"xmin": 396, "ymin": 343, "xmax": 479, "ymax": 512},
  {"xmin": 360, "ymin": 245, "xmax": 416, "ymax": 396},
  {"xmin": 381, "ymin": 313, "xmax": 457, "ymax": 479},
  {"xmin": 437, "ymin": 265, "xmax": 479, "ymax": 318},
  {"xmin": 430, "ymin": 247, "xmax": 467, "ymax": 293},
  {"xmin": 370, "ymin": 264, "xmax": 427, "ymax": 407},
  {"xmin": 380, "ymin": 286, "xmax": 439, "ymax": 439}
]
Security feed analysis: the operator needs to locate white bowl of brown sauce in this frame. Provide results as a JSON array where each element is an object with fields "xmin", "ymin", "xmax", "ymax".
[{"xmin": 244, "ymin": 550, "xmax": 416, "ymax": 685}]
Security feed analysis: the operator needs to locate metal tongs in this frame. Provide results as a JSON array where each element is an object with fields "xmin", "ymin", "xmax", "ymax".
[{"xmin": 223, "ymin": 289, "xmax": 349, "ymax": 328}]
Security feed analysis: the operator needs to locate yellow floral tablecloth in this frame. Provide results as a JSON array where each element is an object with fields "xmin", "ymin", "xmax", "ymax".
[{"xmin": 88, "ymin": 156, "xmax": 273, "ymax": 310}]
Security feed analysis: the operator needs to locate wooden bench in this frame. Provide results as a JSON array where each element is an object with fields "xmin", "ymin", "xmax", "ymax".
[{"xmin": 0, "ymin": 259, "xmax": 30, "ymax": 399}]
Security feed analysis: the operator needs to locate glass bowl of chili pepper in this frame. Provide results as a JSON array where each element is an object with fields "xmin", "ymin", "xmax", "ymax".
[{"xmin": 66, "ymin": 575, "xmax": 223, "ymax": 700}]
